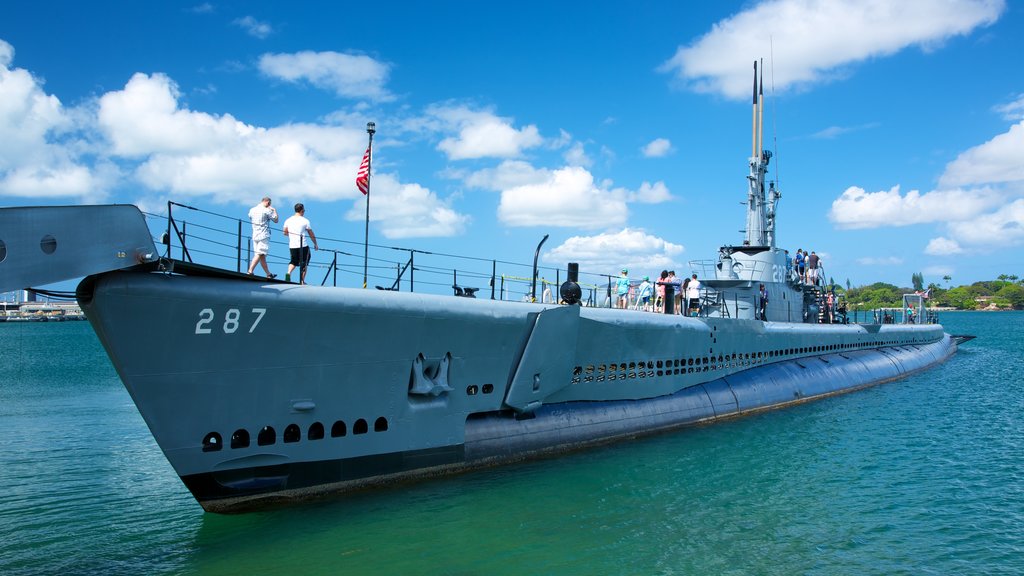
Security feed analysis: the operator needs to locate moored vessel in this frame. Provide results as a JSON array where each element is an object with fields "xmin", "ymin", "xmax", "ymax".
[{"xmin": 0, "ymin": 64, "xmax": 963, "ymax": 513}]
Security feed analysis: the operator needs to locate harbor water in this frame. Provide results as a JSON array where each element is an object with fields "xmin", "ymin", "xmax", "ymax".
[{"xmin": 1, "ymin": 312, "xmax": 1021, "ymax": 575}]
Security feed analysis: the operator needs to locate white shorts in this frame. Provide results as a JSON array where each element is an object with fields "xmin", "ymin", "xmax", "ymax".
[{"xmin": 253, "ymin": 237, "xmax": 270, "ymax": 255}]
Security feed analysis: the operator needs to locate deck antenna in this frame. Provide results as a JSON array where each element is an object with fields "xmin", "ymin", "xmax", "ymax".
[{"xmin": 770, "ymin": 36, "xmax": 779, "ymax": 189}]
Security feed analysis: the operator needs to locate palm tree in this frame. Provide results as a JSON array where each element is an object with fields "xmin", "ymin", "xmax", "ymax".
[{"xmin": 943, "ymin": 275, "xmax": 951, "ymax": 287}]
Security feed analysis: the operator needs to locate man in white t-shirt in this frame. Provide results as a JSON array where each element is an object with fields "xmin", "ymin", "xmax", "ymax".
[
  {"xmin": 246, "ymin": 196, "xmax": 278, "ymax": 278},
  {"xmin": 282, "ymin": 203, "xmax": 319, "ymax": 284},
  {"xmin": 687, "ymin": 274, "xmax": 701, "ymax": 316}
]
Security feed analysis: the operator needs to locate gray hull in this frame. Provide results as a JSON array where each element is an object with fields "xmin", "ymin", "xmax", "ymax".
[{"xmin": 79, "ymin": 267, "xmax": 954, "ymax": 512}]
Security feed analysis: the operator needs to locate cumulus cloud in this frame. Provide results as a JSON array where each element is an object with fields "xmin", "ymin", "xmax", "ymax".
[
  {"xmin": 564, "ymin": 142, "xmax": 592, "ymax": 167},
  {"xmin": 259, "ymin": 50, "xmax": 393, "ymax": 101},
  {"xmin": 660, "ymin": 0, "xmax": 1004, "ymax": 100},
  {"xmin": 993, "ymin": 94, "xmax": 1024, "ymax": 121},
  {"xmin": 233, "ymin": 16, "xmax": 272, "ymax": 39},
  {"xmin": 98, "ymin": 73, "xmax": 258, "ymax": 157},
  {"xmin": 498, "ymin": 166, "xmax": 626, "ymax": 228},
  {"xmin": 429, "ymin": 105, "xmax": 542, "ymax": 160},
  {"xmin": 95, "ymin": 71, "xmax": 474, "ymax": 239},
  {"xmin": 828, "ymin": 185, "xmax": 1003, "ymax": 229},
  {"xmin": 97, "ymin": 73, "xmax": 361, "ymax": 201},
  {"xmin": 462, "ymin": 160, "xmax": 549, "ymax": 191},
  {"xmin": 924, "ymin": 237, "xmax": 964, "ymax": 255},
  {"xmin": 938, "ymin": 120, "xmax": 1024, "ymax": 187},
  {"xmin": 629, "ymin": 181, "xmax": 672, "ymax": 204},
  {"xmin": 462, "ymin": 157, "xmax": 670, "ymax": 227},
  {"xmin": 946, "ymin": 199, "xmax": 1024, "ymax": 248},
  {"xmin": 343, "ymin": 172, "xmax": 468, "ymax": 239},
  {"xmin": 642, "ymin": 138, "xmax": 672, "ymax": 157},
  {"xmin": 0, "ymin": 39, "xmax": 108, "ymax": 199},
  {"xmin": 545, "ymin": 228, "xmax": 685, "ymax": 278}
]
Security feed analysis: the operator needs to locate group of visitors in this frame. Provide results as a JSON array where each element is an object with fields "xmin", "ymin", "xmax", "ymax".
[
  {"xmin": 616, "ymin": 269, "xmax": 701, "ymax": 316},
  {"xmin": 793, "ymin": 248, "xmax": 821, "ymax": 286},
  {"xmin": 246, "ymin": 197, "xmax": 319, "ymax": 284}
]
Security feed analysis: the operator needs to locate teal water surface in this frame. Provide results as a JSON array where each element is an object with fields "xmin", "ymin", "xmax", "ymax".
[{"xmin": 1, "ymin": 312, "xmax": 1021, "ymax": 575}]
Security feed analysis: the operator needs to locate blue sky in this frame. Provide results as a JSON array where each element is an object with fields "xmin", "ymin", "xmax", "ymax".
[{"xmin": 1, "ymin": 0, "xmax": 1022, "ymax": 294}]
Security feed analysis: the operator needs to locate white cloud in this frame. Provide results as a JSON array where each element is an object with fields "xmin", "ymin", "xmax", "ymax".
[
  {"xmin": 0, "ymin": 38, "xmax": 12, "ymax": 67},
  {"xmin": 661, "ymin": 0, "xmax": 1004, "ymax": 100},
  {"xmin": 828, "ymin": 185, "xmax": 1003, "ymax": 229},
  {"xmin": 924, "ymin": 237, "xmax": 963, "ymax": 256},
  {"xmin": 564, "ymin": 142, "xmax": 592, "ymax": 167},
  {"xmin": 462, "ymin": 160, "xmax": 549, "ymax": 191},
  {"xmin": 629, "ymin": 181, "xmax": 672, "ymax": 204},
  {"xmin": 993, "ymin": 94, "xmax": 1024, "ymax": 121},
  {"xmin": 642, "ymin": 138, "xmax": 672, "ymax": 158},
  {"xmin": 855, "ymin": 256, "xmax": 904, "ymax": 266},
  {"xmin": 939, "ymin": 120, "xmax": 1024, "ymax": 187},
  {"xmin": 947, "ymin": 198, "xmax": 1024, "ymax": 247},
  {"xmin": 0, "ymin": 39, "xmax": 105, "ymax": 199},
  {"xmin": 430, "ymin": 105, "xmax": 542, "ymax": 160},
  {"xmin": 98, "ymin": 73, "xmax": 258, "ymax": 157},
  {"xmin": 233, "ymin": 16, "xmax": 272, "ymax": 39},
  {"xmin": 545, "ymin": 228, "xmax": 684, "ymax": 278},
  {"xmin": 498, "ymin": 166, "xmax": 626, "ymax": 229},
  {"xmin": 259, "ymin": 51, "xmax": 393, "ymax": 101},
  {"xmin": 343, "ymin": 172, "xmax": 469, "ymax": 239}
]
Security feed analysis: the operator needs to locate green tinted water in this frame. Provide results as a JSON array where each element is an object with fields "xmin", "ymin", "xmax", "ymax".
[{"xmin": 1, "ymin": 313, "xmax": 1021, "ymax": 575}]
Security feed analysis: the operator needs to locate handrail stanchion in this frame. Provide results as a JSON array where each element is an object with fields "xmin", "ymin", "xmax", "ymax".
[{"xmin": 236, "ymin": 219, "xmax": 242, "ymax": 273}]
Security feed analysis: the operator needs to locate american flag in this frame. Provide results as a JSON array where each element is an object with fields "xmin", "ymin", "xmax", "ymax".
[{"xmin": 356, "ymin": 145, "xmax": 371, "ymax": 195}]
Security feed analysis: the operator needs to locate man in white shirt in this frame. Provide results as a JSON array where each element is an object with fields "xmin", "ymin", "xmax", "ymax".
[
  {"xmin": 687, "ymin": 274, "xmax": 701, "ymax": 317},
  {"xmin": 246, "ymin": 196, "xmax": 278, "ymax": 278},
  {"xmin": 282, "ymin": 203, "xmax": 319, "ymax": 284}
]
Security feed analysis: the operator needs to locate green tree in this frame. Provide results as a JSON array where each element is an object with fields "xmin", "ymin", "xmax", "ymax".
[
  {"xmin": 942, "ymin": 275, "xmax": 952, "ymax": 287},
  {"xmin": 849, "ymin": 282, "xmax": 903, "ymax": 308},
  {"xmin": 944, "ymin": 286, "xmax": 977, "ymax": 310},
  {"xmin": 911, "ymin": 272, "xmax": 924, "ymax": 291},
  {"xmin": 993, "ymin": 284, "xmax": 1024, "ymax": 309}
]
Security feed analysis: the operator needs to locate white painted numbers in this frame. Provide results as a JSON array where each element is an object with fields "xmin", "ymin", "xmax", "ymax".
[
  {"xmin": 194, "ymin": 308, "xmax": 267, "ymax": 334},
  {"xmin": 772, "ymin": 264, "xmax": 786, "ymax": 284}
]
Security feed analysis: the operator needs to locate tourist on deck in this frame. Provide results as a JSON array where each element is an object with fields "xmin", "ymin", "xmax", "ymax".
[
  {"xmin": 246, "ymin": 196, "xmax": 278, "ymax": 278},
  {"xmin": 666, "ymin": 271, "xmax": 679, "ymax": 314},
  {"xmin": 758, "ymin": 283, "xmax": 769, "ymax": 321},
  {"xmin": 636, "ymin": 276, "xmax": 653, "ymax": 311},
  {"xmin": 807, "ymin": 251, "xmax": 820, "ymax": 286},
  {"xmin": 655, "ymin": 270, "xmax": 668, "ymax": 311},
  {"xmin": 795, "ymin": 248, "xmax": 806, "ymax": 284},
  {"xmin": 679, "ymin": 274, "xmax": 689, "ymax": 315},
  {"xmin": 283, "ymin": 203, "xmax": 319, "ymax": 284},
  {"xmin": 687, "ymin": 274, "xmax": 702, "ymax": 317},
  {"xmin": 616, "ymin": 269, "xmax": 630, "ymax": 309}
]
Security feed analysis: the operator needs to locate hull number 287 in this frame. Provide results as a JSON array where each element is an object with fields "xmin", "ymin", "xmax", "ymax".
[{"xmin": 195, "ymin": 308, "xmax": 266, "ymax": 334}]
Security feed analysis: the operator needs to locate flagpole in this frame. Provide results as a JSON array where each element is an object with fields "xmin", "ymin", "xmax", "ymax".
[{"xmin": 363, "ymin": 121, "xmax": 375, "ymax": 289}]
